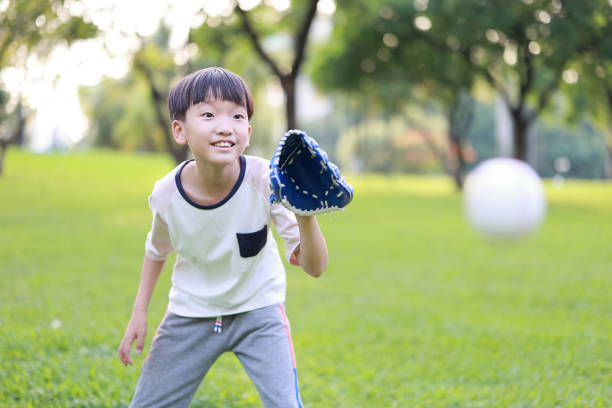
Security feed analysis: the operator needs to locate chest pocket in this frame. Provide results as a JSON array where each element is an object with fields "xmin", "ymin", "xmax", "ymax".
[{"xmin": 236, "ymin": 225, "xmax": 268, "ymax": 258}]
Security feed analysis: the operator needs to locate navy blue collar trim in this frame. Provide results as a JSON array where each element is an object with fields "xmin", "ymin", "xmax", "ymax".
[{"xmin": 175, "ymin": 155, "xmax": 246, "ymax": 210}]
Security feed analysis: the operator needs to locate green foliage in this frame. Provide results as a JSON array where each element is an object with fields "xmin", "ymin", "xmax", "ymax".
[
  {"xmin": 558, "ymin": 5, "xmax": 612, "ymax": 143},
  {"xmin": 189, "ymin": 12, "xmax": 255, "ymax": 70},
  {"xmin": 79, "ymin": 26, "xmax": 184, "ymax": 155},
  {"xmin": 80, "ymin": 15, "xmax": 281, "ymax": 159},
  {"xmin": 0, "ymin": 0, "xmax": 97, "ymax": 159},
  {"xmin": 1, "ymin": 149, "xmax": 612, "ymax": 406},
  {"xmin": 313, "ymin": 1, "xmax": 612, "ymax": 162},
  {"xmin": 310, "ymin": 0, "xmax": 477, "ymax": 112},
  {"xmin": 0, "ymin": 0, "xmax": 97, "ymax": 66},
  {"xmin": 80, "ymin": 76, "xmax": 165, "ymax": 152},
  {"xmin": 0, "ymin": 88, "xmax": 9, "ymax": 124},
  {"xmin": 310, "ymin": 1, "xmax": 420, "ymax": 113}
]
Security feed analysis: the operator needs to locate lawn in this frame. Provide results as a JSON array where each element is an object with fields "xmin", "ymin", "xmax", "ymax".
[{"xmin": 1, "ymin": 149, "xmax": 611, "ymax": 407}]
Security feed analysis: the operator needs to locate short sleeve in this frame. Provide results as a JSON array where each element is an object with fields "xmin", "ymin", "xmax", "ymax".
[
  {"xmin": 144, "ymin": 194, "xmax": 174, "ymax": 261},
  {"xmin": 243, "ymin": 155, "xmax": 300, "ymax": 262},
  {"xmin": 271, "ymin": 202, "xmax": 300, "ymax": 262}
]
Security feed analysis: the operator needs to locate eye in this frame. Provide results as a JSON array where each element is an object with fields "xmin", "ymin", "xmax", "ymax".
[
  {"xmin": 233, "ymin": 113, "xmax": 246, "ymax": 120},
  {"xmin": 201, "ymin": 112, "xmax": 213, "ymax": 118}
]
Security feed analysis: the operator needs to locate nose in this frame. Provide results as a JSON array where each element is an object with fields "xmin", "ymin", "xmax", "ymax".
[
  {"xmin": 215, "ymin": 116, "xmax": 233, "ymax": 135},
  {"xmin": 216, "ymin": 127, "xmax": 232, "ymax": 136}
]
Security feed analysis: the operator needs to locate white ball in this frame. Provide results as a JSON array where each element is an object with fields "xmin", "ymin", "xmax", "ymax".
[{"xmin": 463, "ymin": 158, "xmax": 547, "ymax": 239}]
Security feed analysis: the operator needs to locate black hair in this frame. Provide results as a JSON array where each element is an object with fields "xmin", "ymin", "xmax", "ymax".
[{"xmin": 168, "ymin": 67, "xmax": 254, "ymax": 122}]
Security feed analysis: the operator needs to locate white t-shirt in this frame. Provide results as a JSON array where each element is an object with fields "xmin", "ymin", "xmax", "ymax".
[{"xmin": 145, "ymin": 155, "xmax": 300, "ymax": 317}]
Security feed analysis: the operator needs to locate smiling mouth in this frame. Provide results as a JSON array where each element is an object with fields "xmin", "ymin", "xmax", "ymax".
[{"xmin": 211, "ymin": 141, "xmax": 234, "ymax": 148}]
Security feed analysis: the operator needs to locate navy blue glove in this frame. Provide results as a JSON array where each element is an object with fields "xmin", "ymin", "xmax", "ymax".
[{"xmin": 270, "ymin": 129, "xmax": 354, "ymax": 215}]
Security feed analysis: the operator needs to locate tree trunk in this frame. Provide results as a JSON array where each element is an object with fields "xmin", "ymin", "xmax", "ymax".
[
  {"xmin": 0, "ymin": 101, "xmax": 27, "ymax": 176},
  {"xmin": 136, "ymin": 61, "xmax": 190, "ymax": 164},
  {"xmin": 447, "ymin": 92, "xmax": 475, "ymax": 189},
  {"xmin": 511, "ymin": 110, "xmax": 530, "ymax": 161},
  {"xmin": 14, "ymin": 101, "xmax": 26, "ymax": 146},
  {"xmin": 236, "ymin": 0, "xmax": 318, "ymax": 132},
  {"xmin": 281, "ymin": 75, "xmax": 297, "ymax": 130},
  {"xmin": 514, "ymin": 122, "xmax": 526, "ymax": 161},
  {"xmin": 448, "ymin": 133, "xmax": 465, "ymax": 189}
]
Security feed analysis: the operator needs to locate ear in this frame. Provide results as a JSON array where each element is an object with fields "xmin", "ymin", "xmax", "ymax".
[
  {"xmin": 172, "ymin": 120, "xmax": 188, "ymax": 145},
  {"xmin": 246, "ymin": 125, "xmax": 252, "ymax": 147}
]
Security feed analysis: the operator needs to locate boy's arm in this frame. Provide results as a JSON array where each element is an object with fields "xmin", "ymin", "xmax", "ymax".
[
  {"xmin": 290, "ymin": 214, "xmax": 328, "ymax": 277},
  {"xmin": 118, "ymin": 256, "xmax": 165, "ymax": 366}
]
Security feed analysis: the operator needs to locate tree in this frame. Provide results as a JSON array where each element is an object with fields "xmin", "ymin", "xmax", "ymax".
[
  {"xmin": 460, "ymin": 0, "xmax": 608, "ymax": 161},
  {"xmin": 81, "ymin": 1, "xmax": 323, "ymax": 164},
  {"xmin": 559, "ymin": 4, "xmax": 612, "ymax": 179},
  {"xmin": 0, "ymin": 92, "xmax": 28, "ymax": 175},
  {"xmin": 234, "ymin": 0, "xmax": 321, "ymax": 130},
  {"xmin": 311, "ymin": 0, "xmax": 477, "ymax": 186},
  {"xmin": 79, "ymin": 74, "xmax": 173, "ymax": 153},
  {"xmin": 311, "ymin": 0, "xmax": 609, "ymax": 165},
  {"xmin": 132, "ymin": 32, "xmax": 190, "ymax": 164},
  {"xmin": 0, "ymin": 0, "xmax": 96, "ymax": 67},
  {"xmin": 82, "ymin": 22, "xmax": 272, "ymax": 163},
  {"xmin": 0, "ymin": 0, "xmax": 97, "ymax": 175}
]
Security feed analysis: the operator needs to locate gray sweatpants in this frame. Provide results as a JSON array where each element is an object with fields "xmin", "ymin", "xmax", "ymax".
[{"xmin": 129, "ymin": 303, "xmax": 303, "ymax": 408}]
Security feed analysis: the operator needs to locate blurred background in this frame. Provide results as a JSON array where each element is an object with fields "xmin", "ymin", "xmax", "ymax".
[
  {"xmin": 2, "ymin": 1, "xmax": 612, "ymax": 406},
  {"xmin": 1, "ymin": 0, "xmax": 611, "ymax": 185}
]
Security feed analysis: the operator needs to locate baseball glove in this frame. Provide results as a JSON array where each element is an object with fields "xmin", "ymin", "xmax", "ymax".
[{"xmin": 270, "ymin": 129, "xmax": 354, "ymax": 215}]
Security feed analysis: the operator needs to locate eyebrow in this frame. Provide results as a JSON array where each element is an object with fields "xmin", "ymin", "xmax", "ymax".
[{"xmin": 190, "ymin": 101, "xmax": 248, "ymax": 114}]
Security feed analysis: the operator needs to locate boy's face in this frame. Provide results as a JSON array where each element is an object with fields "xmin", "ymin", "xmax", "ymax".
[{"xmin": 172, "ymin": 98, "xmax": 251, "ymax": 166}]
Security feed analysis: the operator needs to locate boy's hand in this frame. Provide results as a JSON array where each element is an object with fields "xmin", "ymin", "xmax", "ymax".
[
  {"xmin": 290, "ymin": 246, "xmax": 300, "ymax": 266},
  {"xmin": 118, "ymin": 311, "xmax": 147, "ymax": 366}
]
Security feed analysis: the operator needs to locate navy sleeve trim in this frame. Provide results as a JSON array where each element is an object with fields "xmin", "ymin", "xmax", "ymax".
[{"xmin": 174, "ymin": 156, "xmax": 246, "ymax": 210}]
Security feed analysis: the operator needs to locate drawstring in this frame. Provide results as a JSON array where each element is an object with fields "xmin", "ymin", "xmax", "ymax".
[{"xmin": 214, "ymin": 316, "xmax": 223, "ymax": 333}]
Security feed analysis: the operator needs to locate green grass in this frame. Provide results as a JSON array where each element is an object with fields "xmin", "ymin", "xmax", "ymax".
[{"xmin": 1, "ymin": 148, "xmax": 611, "ymax": 407}]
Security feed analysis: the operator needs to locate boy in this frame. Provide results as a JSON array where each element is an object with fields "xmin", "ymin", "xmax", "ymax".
[{"xmin": 118, "ymin": 67, "xmax": 328, "ymax": 407}]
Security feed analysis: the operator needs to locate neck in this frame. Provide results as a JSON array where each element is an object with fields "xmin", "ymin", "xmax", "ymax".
[
  {"xmin": 193, "ymin": 156, "xmax": 241, "ymax": 192},
  {"xmin": 181, "ymin": 157, "xmax": 242, "ymax": 206}
]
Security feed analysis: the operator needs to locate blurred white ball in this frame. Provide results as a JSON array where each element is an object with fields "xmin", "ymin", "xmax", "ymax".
[{"xmin": 463, "ymin": 158, "xmax": 547, "ymax": 240}]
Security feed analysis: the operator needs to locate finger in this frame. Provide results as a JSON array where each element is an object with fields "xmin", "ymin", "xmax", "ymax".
[
  {"xmin": 119, "ymin": 336, "xmax": 135, "ymax": 366},
  {"xmin": 135, "ymin": 332, "xmax": 146, "ymax": 354},
  {"xmin": 122, "ymin": 352, "xmax": 133, "ymax": 366},
  {"xmin": 118, "ymin": 341, "xmax": 128, "ymax": 365},
  {"xmin": 289, "ymin": 246, "xmax": 301, "ymax": 266},
  {"xmin": 121, "ymin": 345, "xmax": 134, "ymax": 366},
  {"xmin": 123, "ymin": 354, "xmax": 133, "ymax": 366}
]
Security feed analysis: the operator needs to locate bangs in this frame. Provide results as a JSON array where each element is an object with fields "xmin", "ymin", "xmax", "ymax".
[
  {"xmin": 188, "ymin": 70, "xmax": 248, "ymax": 110},
  {"xmin": 168, "ymin": 67, "xmax": 254, "ymax": 121}
]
